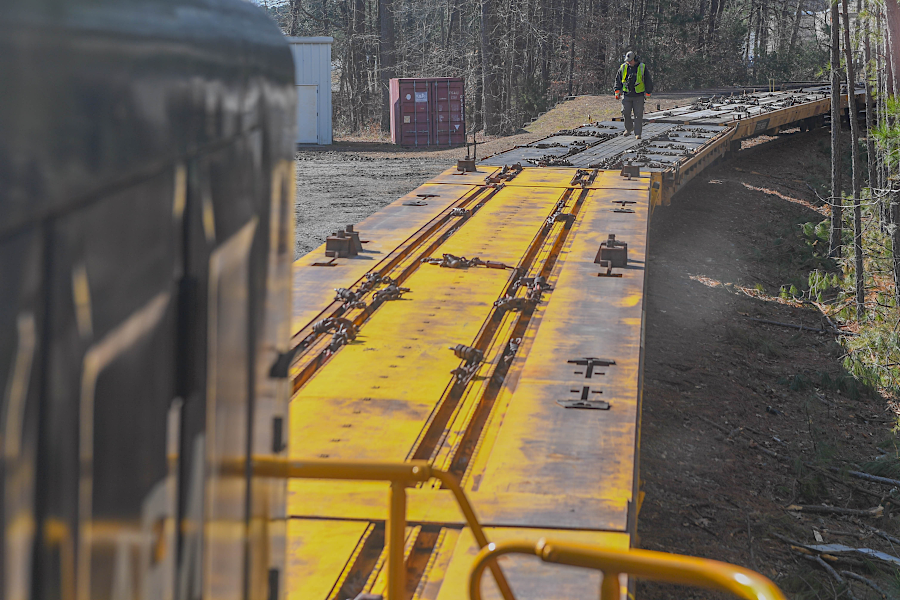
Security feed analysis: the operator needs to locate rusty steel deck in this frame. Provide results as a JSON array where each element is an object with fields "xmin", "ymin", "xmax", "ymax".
[
  {"xmin": 285, "ymin": 85, "xmax": 866, "ymax": 600},
  {"xmin": 288, "ymin": 167, "xmax": 647, "ymax": 600},
  {"xmin": 476, "ymin": 85, "xmax": 865, "ymax": 207}
]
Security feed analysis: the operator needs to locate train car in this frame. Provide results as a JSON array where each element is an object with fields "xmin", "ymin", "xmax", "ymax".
[
  {"xmin": 1, "ymin": 0, "xmax": 822, "ymax": 598},
  {"xmin": 0, "ymin": 1, "xmax": 296, "ymax": 600},
  {"xmin": 281, "ymin": 88, "xmax": 859, "ymax": 600}
]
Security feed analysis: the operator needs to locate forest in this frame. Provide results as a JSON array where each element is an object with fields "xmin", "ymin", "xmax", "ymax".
[{"xmin": 263, "ymin": 0, "xmax": 832, "ymax": 134}]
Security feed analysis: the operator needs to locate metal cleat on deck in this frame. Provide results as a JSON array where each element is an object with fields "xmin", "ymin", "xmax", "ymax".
[{"xmin": 595, "ymin": 234, "xmax": 628, "ymax": 267}]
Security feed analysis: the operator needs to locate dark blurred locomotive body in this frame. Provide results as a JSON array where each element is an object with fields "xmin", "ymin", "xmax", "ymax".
[{"xmin": 0, "ymin": 2, "xmax": 296, "ymax": 599}]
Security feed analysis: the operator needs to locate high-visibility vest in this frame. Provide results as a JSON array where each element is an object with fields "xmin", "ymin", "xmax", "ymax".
[{"xmin": 621, "ymin": 63, "xmax": 645, "ymax": 93}]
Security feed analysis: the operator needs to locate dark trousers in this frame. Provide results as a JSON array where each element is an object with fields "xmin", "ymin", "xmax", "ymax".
[{"xmin": 621, "ymin": 95, "xmax": 645, "ymax": 135}]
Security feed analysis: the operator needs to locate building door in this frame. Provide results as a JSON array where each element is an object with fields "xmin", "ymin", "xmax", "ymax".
[{"xmin": 296, "ymin": 85, "xmax": 318, "ymax": 144}]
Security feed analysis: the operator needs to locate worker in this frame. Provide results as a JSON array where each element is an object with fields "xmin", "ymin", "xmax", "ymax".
[{"xmin": 614, "ymin": 51, "xmax": 654, "ymax": 139}]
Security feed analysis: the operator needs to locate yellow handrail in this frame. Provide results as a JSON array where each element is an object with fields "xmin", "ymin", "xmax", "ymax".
[
  {"xmin": 246, "ymin": 457, "xmax": 514, "ymax": 600},
  {"xmin": 468, "ymin": 539, "xmax": 787, "ymax": 600}
]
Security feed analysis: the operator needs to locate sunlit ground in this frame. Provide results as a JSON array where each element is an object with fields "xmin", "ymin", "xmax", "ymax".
[{"xmin": 688, "ymin": 273, "xmax": 805, "ymax": 307}]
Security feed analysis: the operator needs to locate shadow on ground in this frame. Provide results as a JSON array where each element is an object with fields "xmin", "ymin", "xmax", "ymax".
[{"xmin": 638, "ymin": 128, "xmax": 899, "ymax": 599}]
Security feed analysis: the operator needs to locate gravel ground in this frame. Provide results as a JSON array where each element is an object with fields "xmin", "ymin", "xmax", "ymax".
[{"xmin": 293, "ymin": 155, "xmax": 448, "ymax": 257}]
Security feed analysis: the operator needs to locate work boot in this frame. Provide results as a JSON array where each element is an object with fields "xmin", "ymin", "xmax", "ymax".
[
  {"xmin": 623, "ymin": 130, "xmax": 632, "ymax": 137},
  {"xmin": 635, "ymin": 133, "xmax": 641, "ymax": 139}
]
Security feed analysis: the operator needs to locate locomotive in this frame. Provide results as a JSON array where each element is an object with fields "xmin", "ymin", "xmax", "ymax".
[{"xmin": 0, "ymin": 1, "xmax": 296, "ymax": 599}]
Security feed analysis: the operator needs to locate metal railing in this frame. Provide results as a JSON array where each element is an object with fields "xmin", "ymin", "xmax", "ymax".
[
  {"xmin": 252, "ymin": 457, "xmax": 785, "ymax": 600},
  {"xmin": 469, "ymin": 538, "xmax": 787, "ymax": 600},
  {"xmin": 249, "ymin": 457, "xmax": 514, "ymax": 600}
]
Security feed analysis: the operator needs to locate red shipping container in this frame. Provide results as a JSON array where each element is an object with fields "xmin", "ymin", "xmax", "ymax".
[{"xmin": 389, "ymin": 77, "xmax": 466, "ymax": 146}]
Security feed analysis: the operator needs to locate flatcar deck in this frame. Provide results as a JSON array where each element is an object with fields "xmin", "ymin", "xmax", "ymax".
[
  {"xmin": 288, "ymin": 167, "xmax": 648, "ymax": 599},
  {"xmin": 285, "ymin": 85, "xmax": 866, "ymax": 600}
]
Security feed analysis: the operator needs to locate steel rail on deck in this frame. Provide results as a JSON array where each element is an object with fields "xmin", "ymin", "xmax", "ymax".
[
  {"xmin": 469, "ymin": 539, "xmax": 787, "ymax": 600},
  {"xmin": 248, "ymin": 457, "xmax": 515, "ymax": 600}
]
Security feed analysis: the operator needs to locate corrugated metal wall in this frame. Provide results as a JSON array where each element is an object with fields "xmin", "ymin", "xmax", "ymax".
[
  {"xmin": 286, "ymin": 37, "xmax": 333, "ymax": 145},
  {"xmin": 389, "ymin": 77, "xmax": 465, "ymax": 146}
]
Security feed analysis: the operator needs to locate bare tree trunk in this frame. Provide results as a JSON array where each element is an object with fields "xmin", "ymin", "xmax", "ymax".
[
  {"xmin": 889, "ymin": 14, "xmax": 897, "ymax": 98},
  {"xmin": 481, "ymin": 0, "xmax": 500, "ymax": 134},
  {"xmin": 829, "ymin": 0, "xmax": 844, "ymax": 258},
  {"xmin": 887, "ymin": 0, "xmax": 900, "ymax": 96},
  {"xmin": 707, "ymin": 0, "xmax": 720, "ymax": 46},
  {"xmin": 596, "ymin": 0, "xmax": 608, "ymax": 90},
  {"xmin": 884, "ymin": 0, "xmax": 900, "ymax": 306},
  {"xmin": 877, "ymin": 9, "xmax": 887, "ymax": 193},
  {"xmin": 638, "ymin": 0, "xmax": 648, "ymax": 40},
  {"xmin": 350, "ymin": 0, "xmax": 366, "ymax": 131},
  {"xmin": 788, "ymin": 0, "xmax": 803, "ymax": 52},
  {"xmin": 567, "ymin": 0, "xmax": 578, "ymax": 96},
  {"xmin": 754, "ymin": 3, "xmax": 763, "ymax": 62},
  {"xmin": 474, "ymin": 46, "xmax": 484, "ymax": 132},
  {"xmin": 289, "ymin": 0, "xmax": 302, "ymax": 35},
  {"xmin": 744, "ymin": 0, "xmax": 754, "ymax": 62},
  {"xmin": 875, "ymin": 6, "xmax": 893, "ymax": 199},
  {"xmin": 379, "ymin": 0, "xmax": 396, "ymax": 132},
  {"xmin": 628, "ymin": 0, "xmax": 637, "ymax": 47},
  {"xmin": 758, "ymin": 1, "xmax": 768, "ymax": 57},
  {"xmin": 446, "ymin": 0, "xmax": 459, "ymax": 48},
  {"xmin": 698, "ymin": 0, "xmax": 707, "ymax": 49},
  {"xmin": 863, "ymin": 1, "xmax": 876, "ymax": 194},
  {"xmin": 868, "ymin": 1, "xmax": 888, "ymax": 231},
  {"xmin": 778, "ymin": 0, "xmax": 791, "ymax": 51},
  {"xmin": 842, "ymin": 0, "xmax": 865, "ymax": 319}
]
